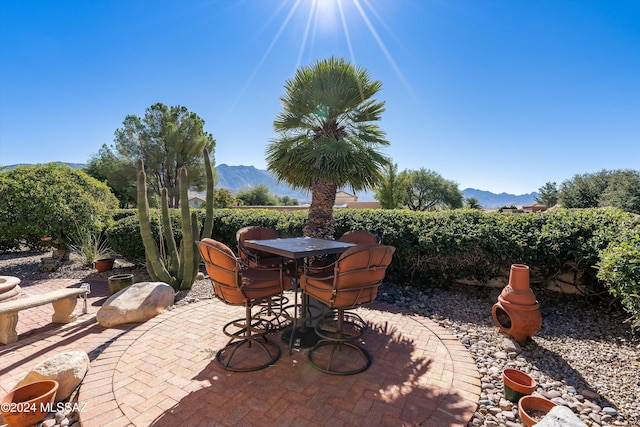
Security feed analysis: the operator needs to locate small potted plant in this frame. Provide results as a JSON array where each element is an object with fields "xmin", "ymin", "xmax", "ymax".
[{"xmin": 69, "ymin": 229, "xmax": 115, "ymax": 272}]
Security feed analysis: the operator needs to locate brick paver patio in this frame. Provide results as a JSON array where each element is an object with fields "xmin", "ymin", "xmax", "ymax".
[{"xmin": 1, "ymin": 279, "xmax": 480, "ymax": 426}]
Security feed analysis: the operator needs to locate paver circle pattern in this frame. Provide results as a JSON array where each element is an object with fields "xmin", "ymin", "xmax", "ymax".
[{"xmin": 78, "ymin": 299, "xmax": 480, "ymax": 426}]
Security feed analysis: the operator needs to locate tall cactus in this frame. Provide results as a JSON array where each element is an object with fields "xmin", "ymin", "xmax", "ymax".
[{"xmin": 136, "ymin": 148, "xmax": 215, "ymax": 290}]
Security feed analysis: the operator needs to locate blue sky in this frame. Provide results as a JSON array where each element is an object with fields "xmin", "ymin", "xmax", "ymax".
[{"xmin": 1, "ymin": 0, "xmax": 638, "ymax": 195}]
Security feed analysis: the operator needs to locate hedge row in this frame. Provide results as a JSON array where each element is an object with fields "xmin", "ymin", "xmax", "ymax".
[{"xmin": 106, "ymin": 207, "xmax": 639, "ymax": 331}]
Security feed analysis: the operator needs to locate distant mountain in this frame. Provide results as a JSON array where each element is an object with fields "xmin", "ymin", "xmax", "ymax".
[
  {"xmin": 216, "ymin": 164, "xmax": 312, "ymax": 202},
  {"xmin": 215, "ymin": 166, "xmax": 538, "ymax": 207},
  {"xmin": 3, "ymin": 162, "xmax": 537, "ymax": 207},
  {"xmin": 1, "ymin": 162, "xmax": 86, "ymax": 171},
  {"xmin": 462, "ymin": 188, "xmax": 538, "ymax": 209}
]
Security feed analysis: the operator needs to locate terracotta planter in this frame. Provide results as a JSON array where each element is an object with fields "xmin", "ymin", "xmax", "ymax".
[
  {"xmin": 93, "ymin": 258, "xmax": 115, "ymax": 272},
  {"xmin": 502, "ymin": 368, "xmax": 536, "ymax": 403},
  {"xmin": 518, "ymin": 395, "xmax": 557, "ymax": 426},
  {"xmin": 491, "ymin": 264, "xmax": 542, "ymax": 345},
  {"xmin": 108, "ymin": 273, "xmax": 134, "ymax": 294},
  {"xmin": 0, "ymin": 380, "xmax": 59, "ymax": 427}
]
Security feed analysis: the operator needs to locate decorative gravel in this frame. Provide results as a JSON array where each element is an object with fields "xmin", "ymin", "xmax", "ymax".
[{"xmin": 2, "ymin": 250, "xmax": 638, "ymax": 426}]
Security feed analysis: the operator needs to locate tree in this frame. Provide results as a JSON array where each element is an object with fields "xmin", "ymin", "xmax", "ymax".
[
  {"xmin": 85, "ymin": 144, "xmax": 137, "ymax": 208},
  {"xmin": 114, "ymin": 102, "xmax": 216, "ymax": 208},
  {"xmin": 465, "ymin": 197, "xmax": 482, "ymax": 210},
  {"xmin": 400, "ymin": 168, "xmax": 463, "ymax": 211},
  {"xmin": 374, "ymin": 162, "xmax": 406, "ymax": 209},
  {"xmin": 535, "ymin": 182, "xmax": 558, "ymax": 207},
  {"xmin": 599, "ymin": 170, "xmax": 640, "ymax": 214},
  {"xmin": 278, "ymin": 195, "xmax": 299, "ymax": 206},
  {"xmin": 214, "ymin": 188, "xmax": 236, "ymax": 208},
  {"xmin": 235, "ymin": 184, "xmax": 279, "ymax": 206},
  {"xmin": 0, "ymin": 163, "xmax": 118, "ymax": 251},
  {"xmin": 267, "ymin": 57, "xmax": 389, "ymax": 238},
  {"xmin": 558, "ymin": 169, "xmax": 640, "ymax": 214},
  {"xmin": 559, "ymin": 170, "xmax": 610, "ymax": 208}
]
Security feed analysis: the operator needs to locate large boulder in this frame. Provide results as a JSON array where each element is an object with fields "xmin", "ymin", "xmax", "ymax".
[
  {"xmin": 96, "ymin": 282, "xmax": 175, "ymax": 328},
  {"xmin": 14, "ymin": 351, "xmax": 90, "ymax": 402}
]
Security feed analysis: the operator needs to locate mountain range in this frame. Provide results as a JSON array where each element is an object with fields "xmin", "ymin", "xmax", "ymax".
[
  {"xmin": 3, "ymin": 162, "xmax": 538, "ymax": 209},
  {"xmin": 212, "ymin": 164, "xmax": 540, "ymax": 208}
]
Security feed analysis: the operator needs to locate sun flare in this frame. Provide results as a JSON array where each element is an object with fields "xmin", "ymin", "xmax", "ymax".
[{"xmin": 228, "ymin": 0, "xmax": 414, "ymax": 116}]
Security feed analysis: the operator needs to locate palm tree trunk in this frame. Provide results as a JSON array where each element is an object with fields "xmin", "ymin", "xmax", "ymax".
[{"xmin": 304, "ymin": 178, "xmax": 337, "ymax": 239}]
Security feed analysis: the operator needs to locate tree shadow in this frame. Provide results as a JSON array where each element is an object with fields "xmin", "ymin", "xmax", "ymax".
[
  {"xmin": 148, "ymin": 302, "xmax": 478, "ymax": 426},
  {"xmin": 377, "ymin": 281, "xmax": 633, "ymax": 417},
  {"xmin": 519, "ymin": 339, "xmax": 617, "ymax": 410}
]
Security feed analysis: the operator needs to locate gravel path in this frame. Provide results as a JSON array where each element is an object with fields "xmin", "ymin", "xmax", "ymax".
[{"xmin": 1, "ymin": 250, "xmax": 638, "ymax": 426}]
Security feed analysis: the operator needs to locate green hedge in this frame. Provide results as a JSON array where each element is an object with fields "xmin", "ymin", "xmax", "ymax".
[
  {"xmin": 105, "ymin": 207, "xmax": 639, "ymax": 331},
  {"xmin": 597, "ymin": 222, "xmax": 640, "ymax": 330}
]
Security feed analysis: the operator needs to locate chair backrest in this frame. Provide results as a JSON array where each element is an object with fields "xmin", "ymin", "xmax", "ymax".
[
  {"xmin": 197, "ymin": 238, "xmax": 245, "ymax": 305},
  {"xmin": 338, "ymin": 230, "xmax": 381, "ymax": 245},
  {"xmin": 236, "ymin": 226, "xmax": 280, "ymax": 264},
  {"xmin": 331, "ymin": 244, "xmax": 395, "ymax": 307}
]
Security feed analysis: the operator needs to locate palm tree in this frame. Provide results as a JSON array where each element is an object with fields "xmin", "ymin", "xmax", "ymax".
[
  {"xmin": 465, "ymin": 197, "xmax": 482, "ymax": 210},
  {"xmin": 374, "ymin": 162, "xmax": 406, "ymax": 209},
  {"xmin": 267, "ymin": 57, "xmax": 389, "ymax": 238}
]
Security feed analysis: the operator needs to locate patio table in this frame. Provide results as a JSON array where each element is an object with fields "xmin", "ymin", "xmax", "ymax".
[{"xmin": 243, "ymin": 237, "xmax": 356, "ymax": 350}]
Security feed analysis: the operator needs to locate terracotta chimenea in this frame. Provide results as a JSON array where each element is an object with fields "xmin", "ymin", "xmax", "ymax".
[{"xmin": 491, "ymin": 264, "xmax": 542, "ymax": 346}]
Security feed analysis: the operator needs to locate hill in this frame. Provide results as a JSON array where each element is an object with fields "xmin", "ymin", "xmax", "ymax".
[
  {"xmin": 1, "ymin": 162, "xmax": 86, "ymax": 171},
  {"xmin": 3, "ymin": 162, "xmax": 537, "ymax": 208},
  {"xmin": 215, "ymin": 164, "xmax": 311, "ymax": 202},
  {"xmin": 462, "ymin": 188, "xmax": 538, "ymax": 209},
  {"xmin": 215, "ymin": 165, "xmax": 538, "ymax": 207}
]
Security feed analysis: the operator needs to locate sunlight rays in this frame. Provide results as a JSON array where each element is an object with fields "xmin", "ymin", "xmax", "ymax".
[
  {"xmin": 354, "ymin": 0, "xmax": 415, "ymax": 100},
  {"xmin": 304, "ymin": 0, "xmax": 414, "ymax": 100},
  {"xmin": 228, "ymin": 0, "xmax": 415, "ymax": 118},
  {"xmin": 337, "ymin": 0, "xmax": 357, "ymax": 64},
  {"xmin": 226, "ymin": 0, "xmax": 303, "ymax": 117}
]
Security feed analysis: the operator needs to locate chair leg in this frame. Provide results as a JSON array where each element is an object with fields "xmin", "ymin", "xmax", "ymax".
[
  {"xmin": 307, "ymin": 308, "xmax": 371, "ymax": 375},
  {"xmin": 258, "ymin": 294, "xmax": 291, "ymax": 331},
  {"xmin": 216, "ymin": 305, "xmax": 281, "ymax": 372}
]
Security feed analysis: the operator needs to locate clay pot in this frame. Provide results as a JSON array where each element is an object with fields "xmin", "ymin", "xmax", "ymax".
[
  {"xmin": 518, "ymin": 395, "xmax": 557, "ymax": 426},
  {"xmin": 108, "ymin": 273, "xmax": 134, "ymax": 294},
  {"xmin": 491, "ymin": 264, "xmax": 542, "ymax": 345},
  {"xmin": 502, "ymin": 368, "xmax": 536, "ymax": 403},
  {"xmin": 0, "ymin": 380, "xmax": 59, "ymax": 427},
  {"xmin": 93, "ymin": 258, "xmax": 115, "ymax": 272}
]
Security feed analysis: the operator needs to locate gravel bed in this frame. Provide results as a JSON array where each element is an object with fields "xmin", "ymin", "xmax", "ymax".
[{"xmin": 1, "ymin": 251, "xmax": 638, "ymax": 426}]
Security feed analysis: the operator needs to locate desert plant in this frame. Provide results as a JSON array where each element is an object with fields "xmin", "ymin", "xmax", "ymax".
[
  {"xmin": 69, "ymin": 228, "xmax": 113, "ymax": 266},
  {"xmin": 136, "ymin": 147, "xmax": 214, "ymax": 290}
]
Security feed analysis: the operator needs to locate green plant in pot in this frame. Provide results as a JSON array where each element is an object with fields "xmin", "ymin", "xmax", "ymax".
[{"xmin": 69, "ymin": 228, "xmax": 114, "ymax": 271}]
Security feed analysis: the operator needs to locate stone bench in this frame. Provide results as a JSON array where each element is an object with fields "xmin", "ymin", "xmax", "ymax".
[{"xmin": 0, "ymin": 287, "xmax": 89, "ymax": 345}]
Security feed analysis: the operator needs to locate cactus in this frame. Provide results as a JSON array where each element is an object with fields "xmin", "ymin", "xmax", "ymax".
[{"xmin": 136, "ymin": 148, "xmax": 214, "ymax": 290}]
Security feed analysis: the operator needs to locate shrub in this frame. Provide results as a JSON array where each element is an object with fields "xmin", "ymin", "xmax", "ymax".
[
  {"xmin": 107, "ymin": 210, "xmax": 185, "ymax": 264},
  {"xmin": 0, "ymin": 163, "xmax": 118, "ymax": 251},
  {"xmin": 597, "ymin": 222, "xmax": 640, "ymax": 332},
  {"xmin": 113, "ymin": 209, "xmax": 137, "ymax": 222},
  {"xmin": 105, "ymin": 206, "xmax": 640, "ymax": 332}
]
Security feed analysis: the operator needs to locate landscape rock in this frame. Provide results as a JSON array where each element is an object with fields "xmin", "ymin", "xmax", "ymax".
[
  {"xmin": 96, "ymin": 282, "xmax": 175, "ymax": 327},
  {"xmin": 14, "ymin": 351, "xmax": 89, "ymax": 402},
  {"xmin": 536, "ymin": 405, "xmax": 588, "ymax": 427}
]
